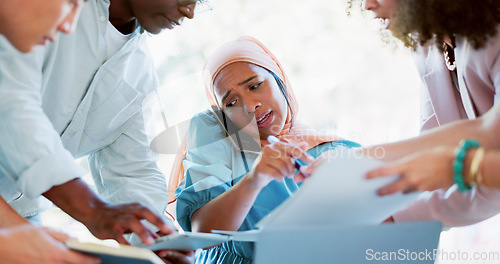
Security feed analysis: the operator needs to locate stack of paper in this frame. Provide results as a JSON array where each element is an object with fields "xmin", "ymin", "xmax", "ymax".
[{"xmin": 257, "ymin": 150, "xmax": 419, "ymax": 228}]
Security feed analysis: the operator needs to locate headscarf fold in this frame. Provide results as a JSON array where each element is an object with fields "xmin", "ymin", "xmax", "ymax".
[{"xmin": 167, "ymin": 36, "xmax": 341, "ymax": 219}]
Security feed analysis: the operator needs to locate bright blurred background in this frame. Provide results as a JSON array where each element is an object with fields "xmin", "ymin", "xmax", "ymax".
[{"xmin": 41, "ymin": 0, "xmax": 500, "ymax": 262}]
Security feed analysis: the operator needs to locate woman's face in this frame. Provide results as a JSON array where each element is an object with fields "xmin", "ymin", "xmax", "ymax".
[
  {"xmin": 214, "ymin": 62, "xmax": 288, "ymax": 140},
  {"xmin": 363, "ymin": 0, "xmax": 399, "ymax": 29},
  {"xmin": 1, "ymin": 0, "xmax": 84, "ymax": 53}
]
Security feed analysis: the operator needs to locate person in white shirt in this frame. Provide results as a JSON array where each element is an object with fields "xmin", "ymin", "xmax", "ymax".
[
  {"xmin": 0, "ymin": 0, "xmax": 99, "ymax": 263},
  {"xmin": 0, "ymin": 0, "xmax": 83, "ymax": 53},
  {"xmin": 0, "ymin": 0, "xmax": 207, "ymax": 262}
]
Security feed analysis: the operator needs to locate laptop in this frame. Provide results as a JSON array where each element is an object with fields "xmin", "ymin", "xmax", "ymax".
[{"xmin": 254, "ymin": 221, "xmax": 442, "ymax": 264}]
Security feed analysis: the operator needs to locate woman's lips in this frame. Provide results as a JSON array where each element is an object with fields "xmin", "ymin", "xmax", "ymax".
[{"xmin": 256, "ymin": 111, "xmax": 273, "ymax": 128}]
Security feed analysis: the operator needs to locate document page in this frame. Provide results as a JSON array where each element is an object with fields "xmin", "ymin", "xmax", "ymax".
[
  {"xmin": 211, "ymin": 229, "xmax": 260, "ymax": 242},
  {"xmin": 257, "ymin": 149, "xmax": 419, "ymax": 228},
  {"xmin": 141, "ymin": 232, "xmax": 230, "ymax": 251}
]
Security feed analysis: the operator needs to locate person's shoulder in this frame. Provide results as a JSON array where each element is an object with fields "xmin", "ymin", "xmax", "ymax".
[
  {"xmin": 483, "ymin": 24, "xmax": 500, "ymax": 55},
  {"xmin": 459, "ymin": 24, "xmax": 500, "ymax": 54},
  {"xmin": 307, "ymin": 140, "xmax": 361, "ymax": 158},
  {"xmin": 329, "ymin": 139, "xmax": 362, "ymax": 148},
  {"xmin": 457, "ymin": 24, "xmax": 500, "ymax": 73},
  {"xmin": 186, "ymin": 108, "xmax": 227, "ymax": 149},
  {"xmin": 411, "ymin": 43, "xmax": 441, "ymax": 78},
  {"xmin": 189, "ymin": 108, "xmax": 220, "ymax": 130}
]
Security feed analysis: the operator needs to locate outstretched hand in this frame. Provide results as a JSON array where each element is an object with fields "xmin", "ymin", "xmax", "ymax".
[
  {"xmin": 44, "ymin": 179, "xmax": 173, "ymax": 246},
  {"xmin": 83, "ymin": 202, "xmax": 173, "ymax": 246},
  {"xmin": 365, "ymin": 147, "xmax": 456, "ymax": 195}
]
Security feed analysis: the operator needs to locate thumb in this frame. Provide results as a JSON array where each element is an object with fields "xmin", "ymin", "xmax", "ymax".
[
  {"xmin": 297, "ymin": 141, "xmax": 309, "ymax": 151},
  {"xmin": 45, "ymin": 228, "xmax": 72, "ymax": 242}
]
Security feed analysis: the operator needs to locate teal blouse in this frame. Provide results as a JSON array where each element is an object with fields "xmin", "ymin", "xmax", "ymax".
[{"xmin": 175, "ymin": 110, "xmax": 360, "ymax": 264}]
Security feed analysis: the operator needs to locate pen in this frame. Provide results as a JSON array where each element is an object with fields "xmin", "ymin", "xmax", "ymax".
[{"xmin": 267, "ymin": 135, "xmax": 305, "ymax": 171}]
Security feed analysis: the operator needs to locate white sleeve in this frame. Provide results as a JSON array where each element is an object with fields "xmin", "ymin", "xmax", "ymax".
[
  {"xmin": 0, "ymin": 37, "xmax": 85, "ymax": 199},
  {"xmin": 393, "ymin": 185, "xmax": 500, "ymax": 227},
  {"xmin": 87, "ymin": 106, "xmax": 168, "ymax": 216}
]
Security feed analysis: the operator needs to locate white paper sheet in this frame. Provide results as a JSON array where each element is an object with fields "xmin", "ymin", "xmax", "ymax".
[
  {"xmin": 140, "ymin": 232, "xmax": 229, "ymax": 251},
  {"xmin": 257, "ymin": 149, "xmax": 420, "ymax": 228},
  {"xmin": 211, "ymin": 229, "xmax": 260, "ymax": 242}
]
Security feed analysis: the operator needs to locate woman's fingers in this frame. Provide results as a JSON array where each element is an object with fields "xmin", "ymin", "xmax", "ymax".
[
  {"xmin": 376, "ymin": 177, "xmax": 410, "ymax": 196},
  {"xmin": 298, "ymin": 155, "xmax": 325, "ymax": 176},
  {"xmin": 365, "ymin": 162, "xmax": 404, "ymax": 179},
  {"xmin": 261, "ymin": 145, "xmax": 300, "ymax": 177},
  {"xmin": 365, "ymin": 161, "xmax": 411, "ymax": 196},
  {"xmin": 255, "ymin": 141, "xmax": 316, "ymax": 184},
  {"xmin": 271, "ymin": 143, "xmax": 315, "ymax": 163},
  {"xmin": 257, "ymin": 165, "xmax": 285, "ymax": 181},
  {"xmin": 293, "ymin": 172, "xmax": 308, "ymax": 183}
]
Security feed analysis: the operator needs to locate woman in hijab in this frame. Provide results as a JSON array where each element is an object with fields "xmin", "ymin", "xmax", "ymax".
[{"xmin": 173, "ymin": 36, "xmax": 360, "ymax": 264}]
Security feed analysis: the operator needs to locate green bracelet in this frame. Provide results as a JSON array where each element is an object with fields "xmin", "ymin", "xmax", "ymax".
[{"xmin": 453, "ymin": 139, "xmax": 479, "ymax": 192}]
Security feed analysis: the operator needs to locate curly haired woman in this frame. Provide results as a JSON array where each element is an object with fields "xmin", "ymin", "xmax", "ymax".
[
  {"xmin": 359, "ymin": 0, "xmax": 500, "ymax": 130},
  {"xmin": 324, "ymin": 0, "xmax": 500, "ymax": 226}
]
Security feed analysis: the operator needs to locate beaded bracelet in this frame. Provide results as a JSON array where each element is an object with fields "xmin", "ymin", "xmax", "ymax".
[
  {"xmin": 453, "ymin": 139, "xmax": 479, "ymax": 192},
  {"xmin": 469, "ymin": 147, "xmax": 485, "ymax": 186}
]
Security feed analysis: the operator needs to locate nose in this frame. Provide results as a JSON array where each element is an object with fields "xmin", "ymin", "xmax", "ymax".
[
  {"xmin": 243, "ymin": 97, "xmax": 261, "ymax": 115},
  {"xmin": 362, "ymin": 0, "xmax": 378, "ymax": 11},
  {"xmin": 57, "ymin": 4, "xmax": 82, "ymax": 34},
  {"xmin": 179, "ymin": 3, "xmax": 195, "ymax": 19}
]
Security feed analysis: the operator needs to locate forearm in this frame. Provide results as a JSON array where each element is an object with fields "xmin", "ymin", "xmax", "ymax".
[
  {"xmin": 363, "ymin": 113, "xmax": 499, "ymax": 161},
  {"xmin": 191, "ymin": 175, "xmax": 261, "ymax": 233},
  {"xmin": 0, "ymin": 198, "xmax": 29, "ymax": 227},
  {"xmin": 43, "ymin": 178, "xmax": 106, "ymax": 224}
]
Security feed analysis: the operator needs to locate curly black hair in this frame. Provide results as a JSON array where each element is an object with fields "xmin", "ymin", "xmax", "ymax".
[
  {"xmin": 347, "ymin": 0, "xmax": 500, "ymax": 49},
  {"xmin": 392, "ymin": 0, "xmax": 500, "ymax": 49}
]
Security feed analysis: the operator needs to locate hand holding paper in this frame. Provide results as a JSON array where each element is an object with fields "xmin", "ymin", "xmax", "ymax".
[
  {"xmin": 366, "ymin": 146, "xmax": 456, "ymax": 195},
  {"xmin": 257, "ymin": 148, "xmax": 420, "ymax": 228}
]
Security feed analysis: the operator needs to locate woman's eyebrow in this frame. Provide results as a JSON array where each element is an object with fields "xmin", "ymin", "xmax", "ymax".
[
  {"xmin": 221, "ymin": 90, "xmax": 232, "ymax": 103},
  {"xmin": 220, "ymin": 75, "xmax": 258, "ymax": 103},
  {"xmin": 238, "ymin": 75, "xmax": 257, "ymax": 86}
]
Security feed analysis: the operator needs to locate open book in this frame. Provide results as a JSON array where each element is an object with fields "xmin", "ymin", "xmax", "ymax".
[
  {"xmin": 66, "ymin": 240, "xmax": 164, "ymax": 264},
  {"xmin": 66, "ymin": 232, "xmax": 233, "ymax": 264},
  {"xmin": 66, "ymin": 230, "xmax": 258, "ymax": 263}
]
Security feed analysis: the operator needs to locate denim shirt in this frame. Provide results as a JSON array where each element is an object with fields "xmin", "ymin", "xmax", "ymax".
[{"xmin": 176, "ymin": 110, "xmax": 361, "ymax": 264}]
